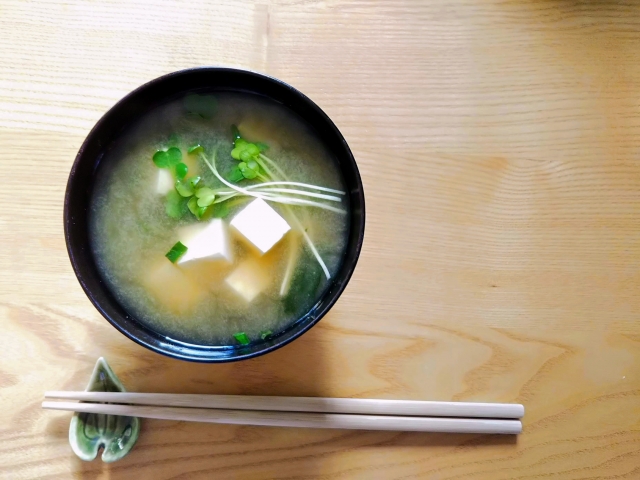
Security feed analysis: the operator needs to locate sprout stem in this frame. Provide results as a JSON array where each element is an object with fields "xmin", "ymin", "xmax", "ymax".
[
  {"xmin": 248, "ymin": 181, "xmax": 345, "ymax": 195},
  {"xmin": 259, "ymin": 154, "xmax": 289, "ymax": 180},
  {"xmin": 254, "ymin": 187, "xmax": 342, "ymax": 202},
  {"xmin": 201, "ymin": 152, "xmax": 345, "ymax": 214},
  {"xmin": 201, "ymin": 149, "xmax": 333, "ymax": 280}
]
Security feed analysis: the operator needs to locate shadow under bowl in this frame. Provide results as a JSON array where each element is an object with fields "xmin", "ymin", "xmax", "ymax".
[{"xmin": 64, "ymin": 67, "xmax": 365, "ymax": 362}]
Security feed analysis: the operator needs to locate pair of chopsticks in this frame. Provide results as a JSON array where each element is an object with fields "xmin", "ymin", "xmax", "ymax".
[{"xmin": 43, "ymin": 392, "xmax": 524, "ymax": 434}]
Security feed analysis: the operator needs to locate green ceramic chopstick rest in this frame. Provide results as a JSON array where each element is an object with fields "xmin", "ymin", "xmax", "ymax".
[{"xmin": 68, "ymin": 357, "xmax": 140, "ymax": 462}]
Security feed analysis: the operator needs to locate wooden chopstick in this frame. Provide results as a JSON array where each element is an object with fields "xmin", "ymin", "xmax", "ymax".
[
  {"xmin": 44, "ymin": 391, "xmax": 524, "ymax": 419},
  {"xmin": 42, "ymin": 401, "xmax": 522, "ymax": 434}
]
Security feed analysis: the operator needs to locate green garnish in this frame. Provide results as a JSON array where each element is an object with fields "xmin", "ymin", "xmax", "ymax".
[
  {"xmin": 231, "ymin": 124, "xmax": 241, "ymax": 141},
  {"xmin": 165, "ymin": 190, "xmax": 187, "ymax": 219},
  {"xmin": 231, "ymin": 138, "xmax": 261, "ymax": 162},
  {"xmin": 165, "ymin": 241, "xmax": 188, "ymax": 263},
  {"xmin": 188, "ymin": 144, "xmax": 204, "ymax": 155},
  {"xmin": 260, "ymin": 330, "xmax": 273, "ymax": 340},
  {"xmin": 153, "ymin": 125, "xmax": 342, "ymax": 288},
  {"xmin": 192, "ymin": 125, "xmax": 344, "ymax": 283},
  {"xmin": 187, "ymin": 196, "xmax": 199, "ymax": 217},
  {"xmin": 184, "ymin": 94, "xmax": 217, "ymax": 119},
  {"xmin": 175, "ymin": 162, "xmax": 188, "ymax": 180},
  {"xmin": 153, "ymin": 147, "xmax": 182, "ymax": 168},
  {"xmin": 233, "ymin": 332, "xmax": 250, "ymax": 345},
  {"xmin": 228, "ymin": 167, "xmax": 244, "ymax": 183},
  {"xmin": 228, "ymin": 127, "xmax": 268, "ymax": 180},
  {"xmin": 195, "ymin": 187, "xmax": 216, "ymax": 207},
  {"xmin": 284, "ymin": 251, "xmax": 324, "ymax": 315},
  {"xmin": 238, "ymin": 161, "xmax": 259, "ymax": 180},
  {"xmin": 212, "ymin": 202, "xmax": 230, "ymax": 219},
  {"xmin": 177, "ymin": 175, "xmax": 213, "ymax": 220},
  {"xmin": 197, "ymin": 206, "xmax": 211, "ymax": 219},
  {"xmin": 175, "ymin": 179, "xmax": 194, "ymax": 197},
  {"xmin": 186, "ymin": 198, "xmax": 210, "ymax": 220}
]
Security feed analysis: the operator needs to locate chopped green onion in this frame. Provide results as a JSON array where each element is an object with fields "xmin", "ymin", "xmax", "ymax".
[
  {"xmin": 260, "ymin": 330, "xmax": 273, "ymax": 340},
  {"xmin": 175, "ymin": 179, "xmax": 194, "ymax": 197},
  {"xmin": 233, "ymin": 332, "xmax": 250, "ymax": 345},
  {"xmin": 195, "ymin": 187, "xmax": 216, "ymax": 207},
  {"xmin": 165, "ymin": 241, "xmax": 188, "ymax": 263},
  {"xmin": 175, "ymin": 162, "xmax": 188, "ymax": 180},
  {"xmin": 188, "ymin": 144, "xmax": 204, "ymax": 155}
]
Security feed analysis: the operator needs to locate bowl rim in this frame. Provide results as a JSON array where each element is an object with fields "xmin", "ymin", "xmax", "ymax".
[{"xmin": 64, "ymin": 66, "xmax": 365, "ymax": 362}]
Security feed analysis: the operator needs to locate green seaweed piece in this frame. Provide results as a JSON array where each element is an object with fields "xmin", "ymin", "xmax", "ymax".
[
  {"xmin": 165, "ymin": 190, "xmax": 188, "ymax": 218},
  {"xmin": 184, "ymin": 94, "xmax": 217, "ymax": 119},
  {"xmin": 283, "ymin": 250, "xmax": 324, "ymax": 316},
  {"xmin": 227, "ymin": 166, "xmax": 244, "ymax": 183},
  {"xmin": 212, "ymin": 202, "xmax": 230, "ymax": 219},
  {"xmin": 168, "ymin": 133, "xmax": 180, "ymax": 147},
  {"xmin": 68, "ymin": 358, "xmax": 140, "ymax": 463}
]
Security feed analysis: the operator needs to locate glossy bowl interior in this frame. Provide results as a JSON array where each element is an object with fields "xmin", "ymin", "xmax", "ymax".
[{"xmin": 64, "ymin": 67, "xmax": 365, "ymax": 362}]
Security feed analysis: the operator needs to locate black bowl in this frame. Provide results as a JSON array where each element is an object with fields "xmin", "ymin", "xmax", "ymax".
[{"xmin": 64, "ymin": 67, "xmax": 365, "ymax": 362}]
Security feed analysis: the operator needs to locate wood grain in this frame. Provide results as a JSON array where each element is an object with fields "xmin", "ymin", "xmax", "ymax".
[{"xmin": 1, "ymin": 0, "xmax": 640, "ymax": 478}]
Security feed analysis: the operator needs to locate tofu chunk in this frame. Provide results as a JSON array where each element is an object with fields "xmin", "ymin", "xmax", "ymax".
[
  {"xmin": 155, "ymin": 169, "xmax": 174, "ymax": 195},
  {"xmin": 237, "ymin": 119, "xmax": 279, "ymax": 149},
  {"xmin": 177, "ymin": 219, "xmax": 233, "ymax": 265},
  {"xmin": 230, "ymin": 198, "xmax": 291, "ymax": 255},
  {"xmin": 225, "ymin": 258, "xmax": 270, "ymax": 302},
  {"xmin": 140, "ymin": 259, "xmax": 206, "ymax": 315}
]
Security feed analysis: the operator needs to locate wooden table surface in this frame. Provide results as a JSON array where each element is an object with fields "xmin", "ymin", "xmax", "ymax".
[{"xmin": 2, "ymin": 1, "xmax": 640, "ymax": 478}]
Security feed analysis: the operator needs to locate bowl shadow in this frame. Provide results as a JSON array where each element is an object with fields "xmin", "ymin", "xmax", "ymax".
[{"xmin": 70, "ymin": 322, "xmax": 517, "ymax": 480}]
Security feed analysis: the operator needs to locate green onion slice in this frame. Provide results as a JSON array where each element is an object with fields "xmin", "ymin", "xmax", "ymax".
[
  {"xmin": 165, "ymin": 241, "xmax": 188, "ymax": 263},
  {"xmin": 233, "ymin": 332, "xmax": 250, "ymax": 345}
]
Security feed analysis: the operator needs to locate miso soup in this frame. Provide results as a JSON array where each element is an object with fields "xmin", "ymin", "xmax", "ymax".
[{"xmin": 89, "ymin": 92, "xmax": 349, "ymax": 345}]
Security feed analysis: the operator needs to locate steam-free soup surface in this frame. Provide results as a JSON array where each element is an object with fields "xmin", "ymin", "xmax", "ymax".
[{"xmin": 90, "ymin": 92, "xmax": 349, "ymax": 345}]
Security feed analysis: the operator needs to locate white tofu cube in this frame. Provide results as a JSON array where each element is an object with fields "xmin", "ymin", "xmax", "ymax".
[
  {"xmin": 156, "ymin": 169, "xmax": 174, "ymax": 195},
  {"xmin": 177, "ymin": 219, "xmax": 233, "ymax": 265},
  {"xmin": 225, "ymin": 258, "xmax": 270, "ymax": 302},
  {"xmin": 230, "ymin": 198, "xmax": 291, "ymax": 255},
  {"xmin": 140, "ymin": 259, "xmax": 206, "ymax": 315}
]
